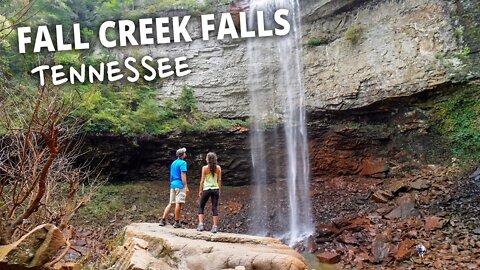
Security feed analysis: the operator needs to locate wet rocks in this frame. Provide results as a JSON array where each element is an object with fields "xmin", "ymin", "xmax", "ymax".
[
  {"xmin": 469, "ymin": 167, "xmax": 480, "ymax": 181},
  {"xmin": 316, "ymin": 252, "xmax": 341, "ymax": 264}
]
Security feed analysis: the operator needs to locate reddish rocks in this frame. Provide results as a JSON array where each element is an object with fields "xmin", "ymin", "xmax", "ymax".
[
  {"xmin": 338, "ymin": 233, "xmax": 360, "ymax": 245},
  {"xmin": 371, "ymin": 234, "xmax": 391, "ymax": 263},
  {"xmin": 372, "ymin": 190, "xmax": 394, "ymax": 203},
  {"xmin": 410, "ymin": 179, "xmax": 431, "ymax": 190},
  {"xmin": 316, "ymin": 225, "xmax": 337, "ymax": 238},
  {"xmin": 433, "ymin": 259, "xmax": 443, "ymax": 269},
  {"xmin": 386, "ymin": 180, "xmax": 410, "ymax": 195},
  {"xmin": 385, "ymin": 194, "xmax": 420, "ymax": 219},
  {"xmin": 394, "ymin": 239, "xmax": 416, "ymax": 260},
  {"xmin": 311, "ymin": 165, "xmax": 479, "ymax": 269},
  {"xmin": 306, "ymin": 236, "xmax": 318, "ymax": 253},
  {"xmin": 54, "ymin": 262, "xmax": 81, "ymax": 270},
  {"xmin": 425, "ymin": 216, "xmax": 445, "ymax": 231},
  {"xmin": 360, "ymin": 158, "xmax": 389, "ymax": 177},
  {"xmin": 317, "ymin": 252, "xmax": 341, "ymax": 264}
]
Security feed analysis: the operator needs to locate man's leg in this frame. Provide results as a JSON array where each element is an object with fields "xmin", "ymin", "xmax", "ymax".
[
  {"xmin": 174, "ymin": 203, "xmax": 183, "ymax": 222},
  {"xmin": 173, "ymin": 188, "xmax": 186, "ymax": 228},
  {"xmin": 163, "ymin": 203, "xmax": 174, "ymax": 219},
  {"xmin": 160, "ymin": 189, "xmax": 176, "ymax": 226}
]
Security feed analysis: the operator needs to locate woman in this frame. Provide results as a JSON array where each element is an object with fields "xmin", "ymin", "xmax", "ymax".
[{"xmin": 197, "ymin": 152, "xmax": 222, "ymax": 233}]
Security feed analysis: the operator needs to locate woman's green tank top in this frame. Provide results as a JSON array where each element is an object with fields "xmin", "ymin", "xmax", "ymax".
[{"xmin": 204, "ymin": 170, "xmax": 219, "ymax": 190}]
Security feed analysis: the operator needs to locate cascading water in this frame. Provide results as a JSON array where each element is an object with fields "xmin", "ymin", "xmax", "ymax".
[{"xmin": 247, "ymin": 0, "xmax": 314, "ymax": 245}]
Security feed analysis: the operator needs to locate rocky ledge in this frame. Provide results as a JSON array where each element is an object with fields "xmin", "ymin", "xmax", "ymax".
[{"xmin": 112, "ymin": 223, "xmax": 308, "ymax": 270}]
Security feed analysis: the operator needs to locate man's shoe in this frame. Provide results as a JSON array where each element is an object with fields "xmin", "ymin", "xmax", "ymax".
[
  {"xmin": 173, "ymin": 221, "xmax": 183, "ymax": 228},
  {"xmin": 197, "ymin": 223, "xmax": 204, "ymax": 231},
  {"xmin": 159, "ymin": 218, "xmax": 167, "ymax": 226},
  {"xmin": 211, "ymin": 225, "xmax": 218, "ymax": 233}
]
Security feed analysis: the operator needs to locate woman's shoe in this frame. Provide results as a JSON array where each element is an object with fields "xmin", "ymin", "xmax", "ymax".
[
  {"xmin": 211, "ymin": 225, "xmax": 218, "ymax": 233},
  {"xmin": 197, "ymin": 223, "xmax": 204, "ymax": 231}
]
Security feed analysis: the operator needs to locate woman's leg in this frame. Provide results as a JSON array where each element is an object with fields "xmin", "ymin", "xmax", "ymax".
[
  {"xmin": 198, "ymin": 190, "xmax": 211, "ymax": 224},
  {"xmin": 211, "ymin": 189, "xmax": 220, "ymax": 226}
]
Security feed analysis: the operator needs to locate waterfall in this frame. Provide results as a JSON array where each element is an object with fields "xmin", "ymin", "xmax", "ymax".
[{"xmin": 247, "ymin": 0, "xmax": 314, "ymax": 244}]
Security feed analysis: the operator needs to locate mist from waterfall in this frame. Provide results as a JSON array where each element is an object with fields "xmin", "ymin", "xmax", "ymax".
[{"xmin": 247, "ymin": 0, "xmax": 314, "ymax": 244}]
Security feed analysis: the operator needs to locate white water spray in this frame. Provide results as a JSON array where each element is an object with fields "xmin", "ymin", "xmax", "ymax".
[{"xmin": 247, "ymin": 0, "xmax": 314, "ymax": 245}]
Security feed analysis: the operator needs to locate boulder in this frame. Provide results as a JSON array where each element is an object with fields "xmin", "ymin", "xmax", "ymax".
[
  {"xmin": 410, "ymin": 179, "xmax": 431, "ymax": 190},
  {"xmin": 359, "ymin": 159, "xmax": 389, "ymax": 177},
  {"xmin": 371, "ymin": 234, "xmax": 391, "ymax": 263},
  {"xmin": 394, "ymin": 239, "xmax": 416, "ymax": 261},
  {"xmin": 316, "ymin": 252, "xmax": 341, "ymax": 264},
  {"xmin": 385, "ymin": 194, "xmax": 420, "ymax": 219},
  {"xmin": 112, "ymin": 223, "xmax": 308, "ymax": 270},
  {"xmin": 372, "ymin": 190, "xmax": 393, "ymax": 203},
  {"xmin": 0, "ymin": 224, "xmax": 66, "ymax": 269},
  {"xmin": 424, "ymin": 216, "xmax": 445, "ymax": 231}
]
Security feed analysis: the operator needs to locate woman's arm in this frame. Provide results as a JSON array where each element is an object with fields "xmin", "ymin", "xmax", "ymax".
[
  {"xmin": 217, "ymin": 166, "xmax": 222, "ymax": 194},
  {"xmin": 199, "ymin": 166, "xmax": 205, "ymax": 197}
]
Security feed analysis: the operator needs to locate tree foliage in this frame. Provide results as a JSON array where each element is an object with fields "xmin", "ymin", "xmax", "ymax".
[{"xmin": 0, "ymin": 84, "xmax": 102, "ymax": 245}]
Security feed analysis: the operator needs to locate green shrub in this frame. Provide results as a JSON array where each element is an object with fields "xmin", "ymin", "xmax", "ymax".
[
  {"xmin": 53, "ymin": 51, "xmax": 81, "ymax": 67},
  {"xmin": 345, "ymin": 25, "xmax": 363, "ymax": 45},
  {"xmin": 307, "ymin": 36, "xmax": 328, "ymax": 47},
  {"xmin": 177, "ymin": 86, "xmax": 196, "ymax": 114},
  {"xmin": 431, "ymin": 86, "xmax": 480, "ymax": 161}
]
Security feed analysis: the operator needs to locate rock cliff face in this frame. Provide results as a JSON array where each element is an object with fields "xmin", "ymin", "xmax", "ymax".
[
  {"xmin": 302, "ymin": 0, "xmax": 462, "ymax": 110},
  {"xmin": 81, "ymin": 88, "xmax": 449, "ymax": 185},
  {"xmin": 112, "ymin": 223, "xmax": 308, "ymax": 270},
  {"xmin": 111, "ymin": 0, "xmax": 468, "ymax": 117},
  {"xmin": 80, "ymin": 130, "xmax": 251, "ymax": 186}
]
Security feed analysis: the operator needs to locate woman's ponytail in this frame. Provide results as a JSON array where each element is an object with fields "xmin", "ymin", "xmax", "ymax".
[{"xmin": 206, "ymin": 152, "xmax": 217, "ymax": 176}]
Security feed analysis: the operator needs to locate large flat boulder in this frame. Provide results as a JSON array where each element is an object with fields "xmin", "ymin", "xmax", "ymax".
[
  {"xmin": 0, "ymin": 224, "xmax": 66, "ymax": 269},
  {"xmin": 112, "ymin": 223, "xmax": 308, "ymax": 270}
]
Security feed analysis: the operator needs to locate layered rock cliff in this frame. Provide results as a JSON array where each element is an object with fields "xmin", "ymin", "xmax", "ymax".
[
  {"xmin": 110, "ymin": 0, "xmax": 471, "ymax": 117},
  {"xmin": 86, "ymin": 0, "xmax": 478, "ymax": 185},
  {"xmin": 112, "ymin": 223, "xmax": 308, "ymax": 270}
]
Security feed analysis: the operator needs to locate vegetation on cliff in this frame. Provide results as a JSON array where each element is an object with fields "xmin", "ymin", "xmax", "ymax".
[
  {"xmin": 0, "ymin": 0, "xmax": 246, "ymax": 137},
  {"xmin": 431, "ymin": 86, "xmax": 480, "ymax": 162}
]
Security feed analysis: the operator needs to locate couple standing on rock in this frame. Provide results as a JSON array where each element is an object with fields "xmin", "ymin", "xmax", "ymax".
[{"xmin": 159, "ymin": 148, "xmax": 222, "ymax": 233}]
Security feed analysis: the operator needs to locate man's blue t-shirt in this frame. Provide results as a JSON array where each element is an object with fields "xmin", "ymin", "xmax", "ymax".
[{"xmin": 170, "ymin": 158, "xmax": 187, "ymax": 188}]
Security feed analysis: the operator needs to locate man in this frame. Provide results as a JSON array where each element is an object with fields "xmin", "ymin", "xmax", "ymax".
[{"xmin": 160, "ymin": 147, "xmax": 189, "ymax": 228}]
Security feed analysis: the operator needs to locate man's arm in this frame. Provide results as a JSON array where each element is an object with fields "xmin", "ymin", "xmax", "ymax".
[{"xmin": 181, "ymin": 171, "xmax": 189, "ymax": 193}]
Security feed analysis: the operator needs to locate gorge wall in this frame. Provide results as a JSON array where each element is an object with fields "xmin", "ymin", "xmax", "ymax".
[
  {"xmin": 109, "ymin": 0, "xmax": 470, "ymax": 117},
  {"xmin": 81, "ymin": 87, "xmax": 454, "ymax": 185},
  {"xmin": 84, "ymin": 0, "xmax": 478, "ymax": 185}
]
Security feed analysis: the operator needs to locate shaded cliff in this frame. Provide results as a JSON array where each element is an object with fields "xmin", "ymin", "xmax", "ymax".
[{"xmin": 80, "ymin": 83, "xmax": 476, "ymax": 185}]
